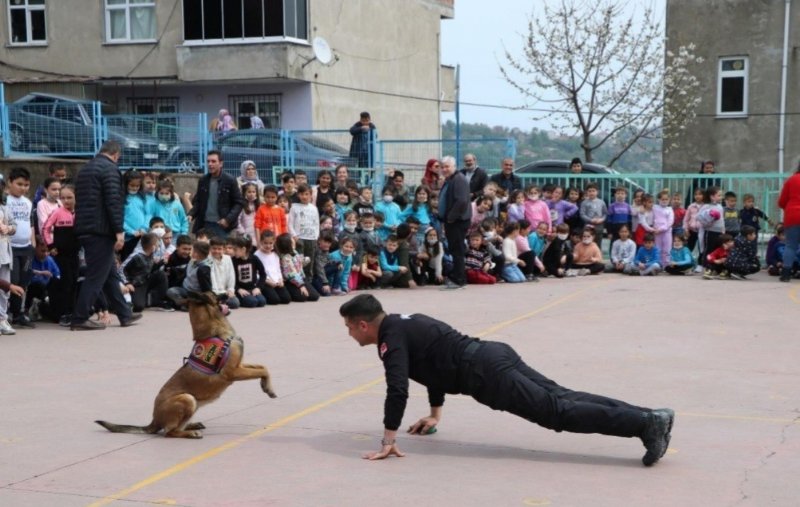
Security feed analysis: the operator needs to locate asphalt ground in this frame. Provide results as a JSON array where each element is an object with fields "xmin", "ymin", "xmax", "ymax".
[{"xmin": 1, "ymin": 272, "xmax": 798, "ymax": 507}]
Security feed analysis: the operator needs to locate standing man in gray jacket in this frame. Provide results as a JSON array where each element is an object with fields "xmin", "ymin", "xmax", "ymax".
[{"xmin": 438, "ymin": 156, "xmax": 472, "ymax": 289}]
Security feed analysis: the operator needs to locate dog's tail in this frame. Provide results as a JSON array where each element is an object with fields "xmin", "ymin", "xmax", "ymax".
[{"xmin": 95, "ymin": 420, "xmax": 159, "ymax": 434}]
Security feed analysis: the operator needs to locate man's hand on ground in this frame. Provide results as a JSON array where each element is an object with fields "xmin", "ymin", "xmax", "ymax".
[{"xmin": 363, "ymin": 442, "xmax": 405, "ymax": 461}]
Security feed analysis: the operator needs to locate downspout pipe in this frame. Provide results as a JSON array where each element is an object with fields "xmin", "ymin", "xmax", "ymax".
[{"xmin": 778, "ymin": 0, "xmax": 791, "ymax": 174}]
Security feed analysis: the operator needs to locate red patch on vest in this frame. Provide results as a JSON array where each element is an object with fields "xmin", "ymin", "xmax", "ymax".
[{"xmin": 379, "ymin": 342, "xmax": 388, "ymax": 358}]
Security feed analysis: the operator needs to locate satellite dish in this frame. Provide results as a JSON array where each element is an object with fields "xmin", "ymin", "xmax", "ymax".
[{"xmin": 312, "ymin": 37, "xmax": 333, "ymax": 65}]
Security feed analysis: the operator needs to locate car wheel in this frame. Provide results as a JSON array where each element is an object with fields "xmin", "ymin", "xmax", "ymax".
[
  {"xmin": 177, "ymin": 157, "xmax": 198, "ymax": 174},
  {"xmin": 8, "ymin": 125, "xmax": 26, "ymax": 151}
]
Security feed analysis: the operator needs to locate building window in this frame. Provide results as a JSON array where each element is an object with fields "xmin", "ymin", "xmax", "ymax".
[
  {"xmin": 8, "ymin": 0, "xmax": 47, "ymax": 45},
  {"xmin": 229, "ymin": 94, "xmax": 281, "ymax": 129},
  {"xmin": 183, "ymin": 0, "xmax": 307, "ymax": 43},
  {"xmin": 717, "ymin": 57, "xmax": 748, "ymax": 117},
  {"xmin": 105, "ymin": 0, "xmax": 157, "ymax": 42}
]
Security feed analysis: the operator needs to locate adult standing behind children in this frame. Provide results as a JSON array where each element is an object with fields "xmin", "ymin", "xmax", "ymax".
[
  {"xmin": 438, "ymin": 156, "xmax": 472, "ymax": 289},
  {"xmin": 189, "ymin": 150, "xmax": 244, "ymax": 239},
  {"xmin": 349, "ymin": 112, "xmax": 376, "ymax": 168},
  {"xmin": 778, "ymin": 163, "xmax": 800, "ymax": 282},
  {"xmin": 71, "ymin": 141, "xmax": 140, "ymax": 331}
]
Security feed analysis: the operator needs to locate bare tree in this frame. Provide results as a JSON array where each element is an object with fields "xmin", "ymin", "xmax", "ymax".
[{"xmin": 501, "ymin": 0, "xmax": 702, "ymax": 167}]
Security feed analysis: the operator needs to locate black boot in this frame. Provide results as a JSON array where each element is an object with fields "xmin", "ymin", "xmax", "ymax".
[{"xmin": 780, "ymin": 268, "xmax": 791, "ymax": 282}]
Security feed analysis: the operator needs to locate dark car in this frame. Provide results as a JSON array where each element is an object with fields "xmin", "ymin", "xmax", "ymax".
[
  {"xmin": 6, "ymin": 93, "xmax": 169, "ymax": 165},
  {"xmin": 514, "ymin": 159, "xmax": 644, "ymax": 201},
  {"xmin": 166, "ymin": 129, "xmax": 356, "ymax": 181}
]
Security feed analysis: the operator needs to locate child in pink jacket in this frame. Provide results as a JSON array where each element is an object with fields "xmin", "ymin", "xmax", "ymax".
[
  {"xmin": 653, "ymin": 190, "xmax": 675, "ymax": 266},
  {"xmin": 523, "ymin": 185, "xmax": 552, "ymax": 233}
]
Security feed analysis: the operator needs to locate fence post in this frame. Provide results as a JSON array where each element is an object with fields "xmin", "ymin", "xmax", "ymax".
[
  {"xmin": 199, "ymin": 112, "xmax": 208, "ymax": 173},
  {"xmin": 93, "ymin": 101, "xmax": 106, "ymax": 153},
  {"xmin": 0, "ymin": 82, "xmax": 9, "ymax": 156}
]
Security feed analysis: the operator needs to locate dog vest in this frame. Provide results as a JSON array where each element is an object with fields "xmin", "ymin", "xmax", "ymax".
[{"xmin": 185, "ymin": 336, "xmax": 232, "ymax": 375}]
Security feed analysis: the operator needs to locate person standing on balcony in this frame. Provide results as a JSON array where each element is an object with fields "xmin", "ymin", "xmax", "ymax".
[
  {"xmin": 438, "ymin": 156, "xmax": 471, "ymax": 290},
  {"xmin": 189, "ymin": 150, "xmax": 244, "ymax": 239},
  {"xmin": 70, "ymin": 141, "xmax": 140, "ymax": 331},
  {"xmin": 349, "ymin": 112, "xmax": 376, "ymax": 168},
  {"xmin": 489, "ymin": 158, "xmax": 522, "ymax": 196},
  {"xmin": 778, "ymin": 163, "xmax": 800, "ymax": 282},
  {"xmin": 459, "ymin": 153, "xmax": 489, "ymax": 200}
]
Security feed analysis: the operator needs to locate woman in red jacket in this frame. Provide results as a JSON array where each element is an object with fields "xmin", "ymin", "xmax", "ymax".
[{"xmin": 778, "ymin": 165, "xmax": 800, "ymax": 282}]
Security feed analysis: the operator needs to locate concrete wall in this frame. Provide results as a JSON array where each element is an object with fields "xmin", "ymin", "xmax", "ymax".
[
  {"xmin": 1, "ymin": 0, "xmax": 450, "ymax": 143},
  {"xmin": 665, "ymin": 0, "xmax": 800, "ymax": 173}
]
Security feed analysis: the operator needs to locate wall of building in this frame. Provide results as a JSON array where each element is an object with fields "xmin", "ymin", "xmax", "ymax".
[{"xmin": 665, "ymin": 0, "xmax": 800, "ymax": 173}]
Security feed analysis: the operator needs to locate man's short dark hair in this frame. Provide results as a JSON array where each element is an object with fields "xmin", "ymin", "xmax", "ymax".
[
  {"xmin": 9, "ymin": 166, "xmax": 30, "ymax": 182},
  {"xmin": 207, "ymin": 149, "xmax": 222, "ymax": 161},
  {"xmin": 339, "ymin": 294, "xmax": 384, "ymax": 322},
  {"xmin": 392, "ymin": 170, "xmax": 404, "ymax": 180},
  {"xmin": 724, "ymin": 191, "xmax": 737, "ymax": 200},
  {"xmin": 100, "ymin": 140, "xmax": 122, "ymax": 156}
]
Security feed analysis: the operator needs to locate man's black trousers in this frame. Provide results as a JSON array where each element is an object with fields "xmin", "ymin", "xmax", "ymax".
[{"xmin": 461, "ymin": 342, "xmax": 649, "ymax": 438}]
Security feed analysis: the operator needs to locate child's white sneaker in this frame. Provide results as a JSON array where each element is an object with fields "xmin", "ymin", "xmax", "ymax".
[
  {"xmin": 565, "ymin": 269, "xmax": 578, "ymax": 277},
  {"xmin": 694, "ymin": 265, "xmax": 704, "ymax": 274},
  {"xmin": 0, "ymin": 320, "xmax": 16, "ymax": 335}
]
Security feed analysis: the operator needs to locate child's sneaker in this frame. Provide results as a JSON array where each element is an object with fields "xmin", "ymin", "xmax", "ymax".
[
  {"xmin": 718, "ymin": 270, "xmax": 730, "ymax": 280},
  {"xmin": 694, "ymin": 265, "xmax": 704, "ymax": 274},
  {"xmin": 59, "ymin": 314, "xmax": 72, "ymax": 327},
  {"xmin": 28, "ymin": 299, "xmax": 41, "ymax": 322},
  {"xmin": 0, "ymin": 320, "xmax": 16, "ymax": 335},
  {"xmin": 331, "ymin": 288, "xmax": 342, "ymax": 296},
  {"xmin": 565, "ymin": 269, "xmax": 578, "ymax": 277},
  {"xmin": 577, "ymin": 268, "xmax": 590, "ymax": 276},
  {"xmin": 702, "ymin": 269, "xmax": 715, "ymax": 280}
]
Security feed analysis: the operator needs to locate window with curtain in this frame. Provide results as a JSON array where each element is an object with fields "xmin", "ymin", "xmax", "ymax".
[
  {"xmin": 8, "ymin": 0, "xmax": 47, "ymax": 45},
  {"xmin": 183, "ymin": 0, "xmax": 307, "ymax": 43},
  {"xmin": 717, "ymin": 57, "xmax": 748, "ymax": 117},
  {"xmin": 106, "ymin": 0, "xmax": 156, "ymax": 42}
]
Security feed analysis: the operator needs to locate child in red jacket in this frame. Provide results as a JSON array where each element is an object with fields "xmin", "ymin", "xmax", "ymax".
[{"xmin": 703, "ymin": 233, "xmax": 734, "ymax": 280}]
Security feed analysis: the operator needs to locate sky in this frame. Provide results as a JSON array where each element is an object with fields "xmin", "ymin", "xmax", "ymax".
[{"xmin": 439, "ymin": 0, "xmax": 666, "ymax": 131}]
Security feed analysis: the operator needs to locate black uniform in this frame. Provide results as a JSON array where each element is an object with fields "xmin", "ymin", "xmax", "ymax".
[{"xmin": 378, "ymin": 313, "xmax": 650, "ymax": 437}]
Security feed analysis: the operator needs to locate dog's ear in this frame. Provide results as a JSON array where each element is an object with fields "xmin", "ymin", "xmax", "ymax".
[
  {"xmin": 185, "ymin": 291, "xmax": 205, "ymax": 303},
  {"xmin": 200, "ymin": 291, "xmax": 219, "ymax": 306}
]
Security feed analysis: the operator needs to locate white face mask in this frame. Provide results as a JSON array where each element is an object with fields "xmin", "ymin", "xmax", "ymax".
[
  {"xmin": 427, "ymin": 238, "xmax": 437, "ymax": 245},
  {"xmin": 344, "ymin": 223, "xmax": 356, "ymax": 232},
  {"xmin": 483, "ymin": 231, "xmax": 495, "ymax": 240},
  {"xmin": 152, "ymin": 227, "xmax": 166, "ymax": 238},
  {"xmin": 582, "ymin": 238, "xmax": 593, "ymax": 245},
  {"xmin": 383, "ymin": 195, "xmax": 394, "ymax": 203},
  {"xmin": 557, "ymin": 233, "xmax": 568, "ymax": 241},
  {"xmin": 362, "ymin": 226, "xmax": 374, "ymax": 232},
  {"xmin": 528, "ymin": 194, "xmax": 539, "ymax": 201}
]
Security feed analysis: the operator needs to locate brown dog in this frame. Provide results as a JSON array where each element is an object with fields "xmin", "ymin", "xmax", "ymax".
[{"xmin": 95, "ymin": 291, "xmax": 276, "ymax": 438}]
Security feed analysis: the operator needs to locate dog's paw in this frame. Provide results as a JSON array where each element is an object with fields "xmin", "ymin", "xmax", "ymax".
[
  {"xmin": 261, "ymin": 377, "xmax": 277, "ymax": 398},
  {"xmin": 185, "ymin": 422, "xmax": 206, "ymax": 430},
  {"xmin": 187, "ymin": 430, "xmax": 203, "ymax": 439},
  {"xmin": 267, "ymin": 390, "xmax": 277, "ymax": 398}
]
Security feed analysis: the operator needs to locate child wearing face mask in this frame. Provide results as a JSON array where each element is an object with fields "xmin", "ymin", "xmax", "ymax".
[
  {"xmin": 402, "ymin": 186, "xmax": 434, "ymax": 243},
  {"xmin": 543, "ymin": 223, "xmax": 573, "ymax": 278},
  {"xmin": 416, "ymin": 226, "xmax": 444, "ymax": 285},
  {"xmin": 124, "ymin": 217, "xmax": 170, "ymax": 266},
  {"xmin": 569, "ymin": 228, "xmax": 605, "ymax": 275},
  {"xmin": 237, "ymin": 182, "xmax": 260, "ymax": 249},
  {"xmin": 375, "ymin": 186, "xmax": 402, "ymax": 239},
  {"xmin": 122, "ymin": 170, "xmax": 150, "ymax": 261},
  {"xmin": 523, "ymin": 185, "xmax": 553, "ymax": 233},
  {"xmin": 150, "ymin": 179, "xmax": 189, "ymax": 237}
]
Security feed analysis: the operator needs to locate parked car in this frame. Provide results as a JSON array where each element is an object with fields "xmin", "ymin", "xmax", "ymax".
[
  {"xmin": 514, "ymin": 159, "xmax": 644, "ymax": 202},
  {"xmin": 6, "ymin": 93, "xmax": 169, "ymax": 166},
  {"xmin": 166, "ymin": 129, "xmax": 356, "ymax": 181}
]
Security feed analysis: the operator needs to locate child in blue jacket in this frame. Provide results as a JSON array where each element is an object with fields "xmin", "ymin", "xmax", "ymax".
[
  {"xmin": 633, "ymin": 233, "xmax": 661, "ymax": 276},
  {"xmin": 665, "ymin": 235, "xmax": 694, "ymax": 275}
]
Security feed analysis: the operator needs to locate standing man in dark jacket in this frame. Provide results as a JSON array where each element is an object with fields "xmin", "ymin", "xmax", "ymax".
[
  {"xmin": 438, "ymin": 156, "xmax": 471, "ymax": 289},
  {"xmin": 459, "ymin": 153, "xmax": 488, "ymax": 200},
  {"xmin": 489, "ymin": 158, "xmax": 522, "ymax": 195},
  {"xmin": 189, "ymin": 150, "xmax": 244, "ymax": 238},
  {"xmin": 340, "ymin": 294, "xmax": 675, "ymax": 466},
  {"xmin": 71, "ymin": 141, "xmax": 140, "ymax": 331},
  {"xmin": 349, "ymin": 112, "xmax": 376, "ymax": 168}
]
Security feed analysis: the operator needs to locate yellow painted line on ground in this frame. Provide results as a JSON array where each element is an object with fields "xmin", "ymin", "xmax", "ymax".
[
  {"xmin": 789, "ymin": 286, "xmax": 800, "ymax": 304},
  {"xmin": 680, "ymin": 411, "xmax": 800, "ymax": 425},
  {"xmin": 86, "ymin": 283, "xmax": 606, "ymax": 507}
]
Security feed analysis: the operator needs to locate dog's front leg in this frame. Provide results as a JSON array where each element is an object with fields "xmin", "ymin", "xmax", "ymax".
[{"xmin": 227, "ymin": 365, "xmax": 277, "ymax": 398}]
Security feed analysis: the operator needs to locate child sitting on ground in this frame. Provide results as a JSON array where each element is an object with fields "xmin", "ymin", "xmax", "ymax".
[
  {"xmin": 704, "ymin": 233, "xmax": 734, "ymax": 280},
  {"xmin": 569, "ymin": 228, "xmax": 605, "ymax": 276},
  {"xmin": 209, "ymin": 236, "xmax": 239, "ymax": 309},
  {"xmin": 501, "ymin": 222, "xmax": 527, "ymax": 283},
  {"xmin": 27, "ymin": 241, "xmax": 60, "ymax": 321},
  {"xmin": 665, "ymin": 235, "xmax": 694, "ymax": 275},
  {"xmin": 327, "ymin": 236, "xmax": 355, "ymax": 295},
  {"xmin": 379, "ymin": 235, "xmax": 412, "ymax": 288},
  {"xmin": 465, "ymin": 231, "xmax": 496, "ymax": 285},
  {"xmin": 276, "ymin": 232, "xmax": 319, "ymax": 302},
  {"xmin": 766, "ymin": 225, "xmax": 786, "ymax": 276},
  {"xmin": 166, "ymin": 241, "xmax": 213, "ymax": 309},
  {"xmin": 165, "ymin": 234, "xmax": 192, "ymax": 289},
  {"xmin": 506, "ymin": 190, "xmax": 525, "ymax": 224},
  {"xmin": 357, "ymin": 245, "xmax": 383, "ymax": 290},
  {"xmin": 231, "ymin": 235, "xmax": 267, "ymax": 307},
  {"xmin": 122, "ymin": 233, "xmax": 170, "ymax": 311},
  {"xmin": 632, "ymin": 233, "xmax": 662, "ymax": 276},
  {"xmin": 312, "ymin": 231, "xmax": 337, "ymax": 296},
  {"xmin": 725, "ymin": 225, "xmax": 761, "ymax": 280},
  {"xmin": 608, "ymin": 224, "xmax": 637, "ymax": 274},
  {"xmin": 253, "ymin": 230, "xmax": 290, "ymax": 305},
  {"xmin": 543, "ymin": 223, "xmax": 572, "ymax": 278},
  {"xmin": 516, "ymin": 220, "xmax": 541, "ymax": 281}
]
